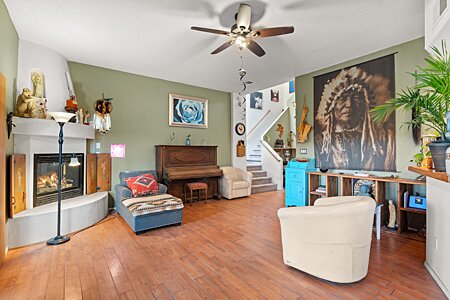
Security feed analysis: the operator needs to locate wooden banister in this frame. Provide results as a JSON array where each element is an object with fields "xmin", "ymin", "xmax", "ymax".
[{"xmin": 248, "ymin": 110, "xmax": 272, "ymax": 137}]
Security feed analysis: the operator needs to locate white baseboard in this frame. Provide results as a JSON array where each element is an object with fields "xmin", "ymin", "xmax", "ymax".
[{"xmin": 425, "ymin": 261, "xmax": 450, "ymax": 299}]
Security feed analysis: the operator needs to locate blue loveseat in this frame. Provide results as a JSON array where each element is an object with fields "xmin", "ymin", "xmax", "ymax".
[{"xmin": 115, "ymin": 170, "xmax": 182, "ymax": 234}]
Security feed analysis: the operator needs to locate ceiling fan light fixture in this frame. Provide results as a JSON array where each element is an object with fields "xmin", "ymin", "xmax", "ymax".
[
  {"xmin": 235, "ymin": 35, "xmax": 247, "ymax": 48},
  {"xmin": 190, "ymin": 3, "xmax": 294, "ymax": 57}
]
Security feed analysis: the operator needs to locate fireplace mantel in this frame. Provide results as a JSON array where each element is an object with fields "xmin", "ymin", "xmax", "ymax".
[
  {"xmin": 8, "ymin": 117, "xmax": 104, "ymax": 249},
  {"xmin": 12, "ymin": 116, "xmax": 95, "ymax": 210},
  {"xmin": 12, "ymin": 116, "xmax": 95, "ymax": 139}
]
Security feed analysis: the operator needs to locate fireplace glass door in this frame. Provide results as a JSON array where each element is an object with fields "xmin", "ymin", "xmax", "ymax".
[{"xmin": 34, "ymin": 153, "xmax": 84, "ymax": 207}]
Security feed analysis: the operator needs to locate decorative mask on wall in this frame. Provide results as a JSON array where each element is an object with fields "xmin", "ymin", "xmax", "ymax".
[{"xmin": 93, "ymin": 93, "xmax": 113, "ymax": 135}]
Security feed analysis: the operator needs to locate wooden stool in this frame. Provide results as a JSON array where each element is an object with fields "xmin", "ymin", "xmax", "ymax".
[{"xmin": 184, "ymin": 182, "xmax": 208, "ymax": 205}]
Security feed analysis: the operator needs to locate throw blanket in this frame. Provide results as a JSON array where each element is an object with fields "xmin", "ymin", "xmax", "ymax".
[{"xmin": 122, "ymin": 194, "xmax": 183, "ymax": 217}]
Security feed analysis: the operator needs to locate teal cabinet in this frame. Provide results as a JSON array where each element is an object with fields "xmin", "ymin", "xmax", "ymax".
[{"xmin": 285, "ymin": 159, "xmax": 315, "ymax": 206}]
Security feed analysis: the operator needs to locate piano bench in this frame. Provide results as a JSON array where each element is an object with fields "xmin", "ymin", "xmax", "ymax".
[{"xmin": 184, "ymin": 182, "xmax": 208, "ymax": 205}]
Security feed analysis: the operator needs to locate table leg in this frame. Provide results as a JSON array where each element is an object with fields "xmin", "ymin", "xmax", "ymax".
[{"xmin": 376, "ymin": 206, "xmax": 381, "ymax": 240}]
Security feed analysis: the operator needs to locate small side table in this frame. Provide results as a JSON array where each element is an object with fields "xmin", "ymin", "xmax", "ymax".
[
  {"xmin": 375, "ymin": 203, "xmax": 383, "ymax": 240},
  {"xmin": 184, "ymin": 182, "xmax": 208, "ymax": 205}
]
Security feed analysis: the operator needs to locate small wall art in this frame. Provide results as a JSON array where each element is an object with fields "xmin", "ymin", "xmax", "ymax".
[
  {"xmin": 250, "ymin": 92, "xmax": 263, "ymax": 109},
  {"xmin": 169, "ymin": 93, "xmax": 208, "ymax": 128},
  {"xmin": 110, "ymin": 144, "xmax": 126, "ymax": 158},
  {"xmin": 271, "ymin": 89, "xmax": 279, "ymax": 102}
]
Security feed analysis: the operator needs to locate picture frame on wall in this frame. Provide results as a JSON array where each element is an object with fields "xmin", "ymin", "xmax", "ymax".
[
  {"xmin": 169, "ymin": 93, "xmax": 208, "ymax": 128},
  {"xmin": 250, "ymin": 92, "xmax": 263, "ymax": 109},
  {"xmin": 271, "ymin": 89, "xmax": 279, "ymax": 102}
]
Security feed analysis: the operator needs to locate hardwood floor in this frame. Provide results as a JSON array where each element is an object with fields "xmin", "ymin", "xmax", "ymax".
[{"xmin": 0, "ymin": 191, "xmax": 445, "ymax": 299}]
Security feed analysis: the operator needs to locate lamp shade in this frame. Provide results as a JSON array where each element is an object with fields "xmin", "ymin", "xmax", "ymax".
[
  {"xmin": 69, "ymin": 157, "xmax": 80, "ymax": 167},
  {"xmin": 48, "ymin": 112, "xmax": 76, "ymax": 123}
]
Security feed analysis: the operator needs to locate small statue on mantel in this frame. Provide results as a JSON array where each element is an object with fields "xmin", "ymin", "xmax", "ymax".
[
  {"xmin": 77, "ymin": 108, "xmax": 85, "ymax": 124},
  {"xmin": 15, "ymin": 88, "xmax": 37, "ymax": 118},
  {"xmin": 83, "ymin": 111, "xmax": 90, "ymax": 124},
  {"xmin": 387, "ymin": 200, "xmax": 396, "ymax": 229}
]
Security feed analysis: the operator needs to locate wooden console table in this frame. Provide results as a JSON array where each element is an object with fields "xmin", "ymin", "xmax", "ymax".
[{"xmin": 307, "ymin": 171, "xmax": 426, "ymax": 240}]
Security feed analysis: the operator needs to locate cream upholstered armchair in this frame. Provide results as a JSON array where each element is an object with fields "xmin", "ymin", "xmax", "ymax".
[
  {"xmin": 277, "ymin": 196, "xmax": 376, "ymax": 283},
  {"xmin": 220, "ymin": 166, "xmax": 253, "ymax": 199}
]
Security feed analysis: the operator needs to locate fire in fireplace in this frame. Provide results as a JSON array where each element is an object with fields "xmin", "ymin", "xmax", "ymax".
[{"xmin": 34, "ymin": 153, "xmax": 84, "ymax": 207}]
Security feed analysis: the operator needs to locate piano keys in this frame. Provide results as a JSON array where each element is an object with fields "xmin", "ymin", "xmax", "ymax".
[{"xmin": 155, "ymin": 145, "xmax": 223, "ymax": 200}]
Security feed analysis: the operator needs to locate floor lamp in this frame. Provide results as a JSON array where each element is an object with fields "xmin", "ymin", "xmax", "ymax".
[{"xmin": 47, "ymin": 112, "xmax": 76, "ymax": 246}]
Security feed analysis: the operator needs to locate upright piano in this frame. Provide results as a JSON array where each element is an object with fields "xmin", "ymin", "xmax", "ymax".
[{"xmin": 155, "ymin": 145, "xmax": 223, "ymax": 200}]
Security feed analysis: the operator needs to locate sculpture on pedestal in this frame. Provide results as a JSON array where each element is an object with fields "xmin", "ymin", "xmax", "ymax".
[{"xmin": 387, "ymin": 200, "xmax": 396, "ymax": 229}]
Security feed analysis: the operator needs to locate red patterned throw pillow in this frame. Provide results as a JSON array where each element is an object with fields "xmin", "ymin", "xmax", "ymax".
[{"xmin": 124, "ymin": 173, "xmax": 159, "ymax": 197}]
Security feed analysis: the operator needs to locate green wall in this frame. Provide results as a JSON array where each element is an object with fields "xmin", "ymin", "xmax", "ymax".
[
  {"xmin": 264, "ymin": 108, "xmax": 291, "ymax": 147},
  {"xmin": 0, "ymin": 0, "xmax": 19, "ymax": 155},
  {"xmin": 295, "ymin": 37, "xmax": 428, "ymax": 179},
  {"xmin": 68, "ymin": 62, "xmax": 232, "ymax": 190}
]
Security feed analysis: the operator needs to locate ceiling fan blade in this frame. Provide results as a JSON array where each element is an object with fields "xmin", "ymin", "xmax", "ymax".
[
  {"xmin": 191, "ymin": 26, "xmax": 230, "ymax": 35},
  {"xmin": 255, "ymin": 26, "xmax": 294, "ymax": 38},
  {"xmin": 236, "ymin": 3, "xmax": 252, "ymax": 31},
  {"xmin": 247, "ymin": 40, "xmax": 266, "ymax": 57},
  {"xmin": 211, "ymin": 40, "xmax": 234, "ymax": 54}
]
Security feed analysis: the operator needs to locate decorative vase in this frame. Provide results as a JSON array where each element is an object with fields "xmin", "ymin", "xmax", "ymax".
[
  {"xmin": 429, "ymin": 140, "xmax": 450, "ymax": 172},
  {"xmin": 185, "ymin": 135, "xmax": 191, "ymax": 146}
]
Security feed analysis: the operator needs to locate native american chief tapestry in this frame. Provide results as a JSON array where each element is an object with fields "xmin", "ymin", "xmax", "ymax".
[{"xmin": 314, "ymin": 55, "xmax": 396, "ymax": 172}]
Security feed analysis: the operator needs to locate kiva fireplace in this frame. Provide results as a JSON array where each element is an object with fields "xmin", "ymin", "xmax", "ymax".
[{"xmin": 34, "ymin": 153, "xmax": 84, "ymax": 207}]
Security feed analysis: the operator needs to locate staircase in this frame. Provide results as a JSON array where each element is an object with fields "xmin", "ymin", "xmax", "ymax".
[{"xmin": 247, "ymin": 145, "xmax": 278, "ymax": 194}]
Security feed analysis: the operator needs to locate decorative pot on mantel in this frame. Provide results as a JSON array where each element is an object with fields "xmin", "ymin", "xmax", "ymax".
[{"xmin": 429, "ymin": 140, "xmax": 450, "ymax": 172}]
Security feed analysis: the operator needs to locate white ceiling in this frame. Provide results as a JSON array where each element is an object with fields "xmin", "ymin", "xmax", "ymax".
[{"xmin": 5, "ymin": 0, "xmax": 424, "ymax": 93}]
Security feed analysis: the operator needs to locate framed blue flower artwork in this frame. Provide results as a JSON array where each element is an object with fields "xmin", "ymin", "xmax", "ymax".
[{"xmin": 169, "ymin": 94, "xmax": 208, "ymax": 128}]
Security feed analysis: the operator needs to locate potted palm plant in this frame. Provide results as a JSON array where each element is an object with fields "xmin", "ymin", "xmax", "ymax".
[{"xmin": 371, "ymin": 42, "xmax": 450, "ymax": 171}]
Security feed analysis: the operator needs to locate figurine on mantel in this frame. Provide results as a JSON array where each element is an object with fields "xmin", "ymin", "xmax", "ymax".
[
  {"xmin": 15, "ymin": 88, "xmax": 37, "ymax": 118},
  {"xmin": 34, "ymin": 97, "xmax": 48, "ymax": 119},
  {"xmin": 65, "ymin": 95, "xmax": 78, "ymax": 113},
  {"xmin": 77, "ymin": 108, "xmax": 91, "ymax": 124},
  {"xmin": 31, "ymin": 70, "xmax": 45, "ymax": 98},
  {"xmin": 387, "ymin": 200, "xmax": 396, "ymax": 229}
]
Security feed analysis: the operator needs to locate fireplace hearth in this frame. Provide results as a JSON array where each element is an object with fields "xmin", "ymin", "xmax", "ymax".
[{"xmin": 34, "ymin": 153, "xmax": 84, "ymax": 207}]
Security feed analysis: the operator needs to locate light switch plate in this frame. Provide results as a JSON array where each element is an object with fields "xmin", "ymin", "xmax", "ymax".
[{"xmin": 299, "ymin": 149, "xmax": 307, "ymax": 154}]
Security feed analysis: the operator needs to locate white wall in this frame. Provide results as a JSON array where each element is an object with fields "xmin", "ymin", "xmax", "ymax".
[
  {"xmin": 246, "ymin": 82, "xmax": 291, "ymax": 153},
  {"xmin": 425, "ymin": 0, "xmax": 450, "ymax": 51},
  {"xmin": 17, "ymin": 40, "xmax": 72, "ymax": 112}
]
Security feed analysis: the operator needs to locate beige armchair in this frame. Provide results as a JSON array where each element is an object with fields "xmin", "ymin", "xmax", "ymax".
[
  {"xmin": 277, "ymin": 196, "xmax": 376, "ymax": 283},
  {"xmin": 220, "ymin": 166, "xmax": 253, "ymax": 199}
]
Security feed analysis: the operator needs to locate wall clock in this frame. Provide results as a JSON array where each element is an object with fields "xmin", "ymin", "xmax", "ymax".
[{"xmin": 235, "ymin": 122, "xmax": 246, "ymax": 136}]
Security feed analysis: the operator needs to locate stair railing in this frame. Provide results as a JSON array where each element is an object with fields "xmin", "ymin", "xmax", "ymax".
[
  {"xmin": 247, "ymin": 110, "xmax": 272, "ymax": 137},
  {"xmin": 258, "ymin": 108, "xmax": 290, "ymax": 190}
]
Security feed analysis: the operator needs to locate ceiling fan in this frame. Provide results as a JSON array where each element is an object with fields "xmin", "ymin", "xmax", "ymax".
[{"xmin": 191, "ymin": 3, "xmax": 294, "ymax": 57}]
